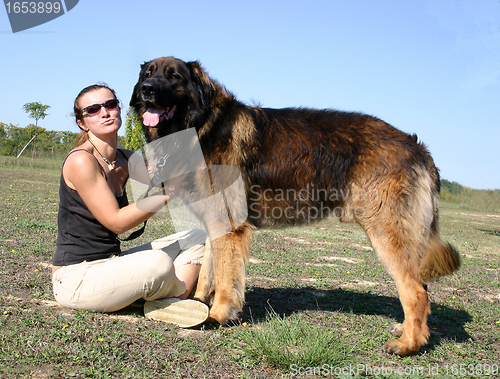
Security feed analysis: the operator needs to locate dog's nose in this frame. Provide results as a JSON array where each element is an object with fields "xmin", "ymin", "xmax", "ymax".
[{"xmin": 141, "ymin": 82, "xmax": 157, "ymax": 97}]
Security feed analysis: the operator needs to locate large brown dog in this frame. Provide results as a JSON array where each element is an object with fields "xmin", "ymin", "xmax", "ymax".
[{"xmin": 130, "ymin": 56, "xmax": 460, "ymax": 356}]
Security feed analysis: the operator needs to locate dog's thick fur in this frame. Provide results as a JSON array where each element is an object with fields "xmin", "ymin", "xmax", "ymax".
[{"xmin": 131, "ymin": 56, "xmax": 460, "ymax": 356}]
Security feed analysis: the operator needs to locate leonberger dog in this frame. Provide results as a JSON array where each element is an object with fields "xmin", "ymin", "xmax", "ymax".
[{"xmin": 130, "ymin": 56, "xmax": 460, "ymax": 356}]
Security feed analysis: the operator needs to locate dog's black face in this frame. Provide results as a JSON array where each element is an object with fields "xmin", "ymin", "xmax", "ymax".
[{"xmin": 130, "ymin": 56, "xmax": 215, "ymax": 141}]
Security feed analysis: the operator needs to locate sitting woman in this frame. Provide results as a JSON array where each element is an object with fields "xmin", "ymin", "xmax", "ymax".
[{"xmin": 52, "ymin": 83, "xmax": 208, "ymax": 328}]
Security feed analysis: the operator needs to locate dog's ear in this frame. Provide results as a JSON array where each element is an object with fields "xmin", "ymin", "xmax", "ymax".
[
  {"xmin": 130, "ymin": 61, "xmax": 151, "ymax": 107},
  {"xmin": 187, "ymin": 60, "xmax": 216, "ymax": 112},
  {"xmin": 188, "ymin": 61, "xmax": 210, "ymax": 86}
]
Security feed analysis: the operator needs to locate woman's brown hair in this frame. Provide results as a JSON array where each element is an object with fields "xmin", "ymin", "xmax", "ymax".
[{"xmin": 73, "ymin": 83, "xmax": 119, "ymax": 147}]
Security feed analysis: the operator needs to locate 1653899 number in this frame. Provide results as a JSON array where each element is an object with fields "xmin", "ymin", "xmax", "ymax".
[
  {"xmin": 4, "ymin": 0, "xmax": 78, "ymax": 33},
  {"xmin": 443, "ymin": 364, "xmax": 499, "ymax": 376},
  {"xmin": 5, "ymin": 2, "xmax": 61, "ymax": 13}
]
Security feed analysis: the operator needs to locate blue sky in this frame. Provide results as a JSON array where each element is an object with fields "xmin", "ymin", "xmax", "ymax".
[{"xmin": 1, "ymin": 0, "xmax": 499, "ymax": 189}]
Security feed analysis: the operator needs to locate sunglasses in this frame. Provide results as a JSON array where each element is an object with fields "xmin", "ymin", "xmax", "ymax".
[{"xmin": 82, "ymin": 99, "xmax": 120, "ymax": 117}]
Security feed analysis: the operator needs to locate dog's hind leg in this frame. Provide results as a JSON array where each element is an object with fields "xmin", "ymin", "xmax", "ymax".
[
  {"xmin": 368, "ymin": 173, "xmax": 459, "ymax": 355},
  {"xmin": 206, "ymin": 224, "xmax": 253, "ymax": 324},
  {"xmin": 383, "ymin": 272, "xmax": 431, "ymax": 356},
  {"xmin": 354, "ymin": 171, "xmax": 439, "ymax": 356},
  {"xmin": 363, "ymin": 222, "xmax": 431, "ymax": 356}
]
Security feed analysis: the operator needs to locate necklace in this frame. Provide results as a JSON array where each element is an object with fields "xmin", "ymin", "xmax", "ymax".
[{"xmin": 88, "ymin": 138, "xmax": 117, "ymax": 171}]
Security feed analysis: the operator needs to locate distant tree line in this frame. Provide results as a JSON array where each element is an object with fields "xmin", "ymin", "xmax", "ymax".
[
  {"xmin": 441, "ymin": 179, "xmax": 500, "ymax": 213},
  {"xmin": 1, "ymin": 105, "xmax": 140, "ymax": 160},
  {"xmin": 0, "ymin": 123, "xmax": 79, "ymax": 159},
  {"xmin": 441, "ymin": 179, "xmax": 466, "ymax": 195},
  {"xmin": 0, "ymin": 122, "xmax": 126, "ymax": 159}
]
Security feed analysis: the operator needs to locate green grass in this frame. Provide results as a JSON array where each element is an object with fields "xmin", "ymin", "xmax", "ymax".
[
  {"xmin": 0, "ymin": 155, "xmax": 65, "ymax": 171},
  {"xmin": 1, "ymin": 164, "xmax": 499, "ymax": 378},
  {"xmin": 236, "ymin": 307, "xmax": 352, "ymax": 370}
]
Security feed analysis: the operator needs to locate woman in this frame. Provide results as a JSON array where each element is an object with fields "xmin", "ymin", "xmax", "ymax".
[{"xmin": 52, "ymin": 83, "xmax": 209, "ymax": 328}]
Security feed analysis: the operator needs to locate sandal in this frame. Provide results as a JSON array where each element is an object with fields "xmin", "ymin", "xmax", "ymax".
[{"xmin": 144, "ymin": 298, "xmax": 209, "ymax": 328}]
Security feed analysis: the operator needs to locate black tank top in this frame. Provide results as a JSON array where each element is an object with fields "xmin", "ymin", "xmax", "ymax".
[{"xmin": 53, "ymin": 149, "xmax": 129, "ymax": 266}]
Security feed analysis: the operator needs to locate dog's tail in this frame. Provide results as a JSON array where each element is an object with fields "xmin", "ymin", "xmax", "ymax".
[{"xmin": 418, "ymin": 238, "xmax": 461, "ymax": 283}]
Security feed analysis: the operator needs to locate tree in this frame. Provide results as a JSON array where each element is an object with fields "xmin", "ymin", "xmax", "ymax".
[
  {"xmin": 124, "ymin": 107, "xmax": 145, "ymax": 152},
  {"xmin": 22, "ymin": 102, "xmax": 50, "ymax": 159},
  {"xmin": 0, "ymin": 123, "xmax": 6, "ymax": 140},
  {"xmin": 2, "ymin": 123, "xmax": 24, "ymax": 157}
]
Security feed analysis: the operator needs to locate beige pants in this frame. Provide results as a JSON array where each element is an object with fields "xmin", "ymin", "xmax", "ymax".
[{"xmin": 52, "ymin": 229, "xmax": 206, "ymax": 313}]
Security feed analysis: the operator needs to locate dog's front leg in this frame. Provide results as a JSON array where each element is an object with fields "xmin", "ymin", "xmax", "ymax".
[
  {"xmin": 206, "ymin": 224, "xmax": 253, "ymax": 324},
  {"xmin": 193, "ymin": 236, "xmax": 215, "ymax": 305}
]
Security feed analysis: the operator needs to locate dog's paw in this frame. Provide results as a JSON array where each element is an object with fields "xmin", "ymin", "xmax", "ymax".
[
  {"xmin": 388, "ymin": 323, "xmax": 404, "ymax": 337},
  {"xmin": 208, "ymin": 308, "xmax": 229, "ymax": 325},
  {"xmin": 193, "ymin": 288, "xmax": 213, "ymax": 306},
  {"xmin": 382, "ymin": 339, "xmax": 418, "ymax": 357},
  {"xmin": 208, "ymin": 302, "xmax": 241, "ymax": 325}
]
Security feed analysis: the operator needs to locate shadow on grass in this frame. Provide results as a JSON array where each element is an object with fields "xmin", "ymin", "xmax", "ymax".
[
  {"xmin": 241, "ymin": 286, "xmax": 472, "ymax": 353},
  {"xmin": 478, "ymin": 228, "xmax": 500, "ymax": 237}
]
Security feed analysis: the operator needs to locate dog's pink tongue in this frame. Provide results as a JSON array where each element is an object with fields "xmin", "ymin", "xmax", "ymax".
[{"xmin": 143, "ymin": 106, "xmax": 164, "ymax": 127}]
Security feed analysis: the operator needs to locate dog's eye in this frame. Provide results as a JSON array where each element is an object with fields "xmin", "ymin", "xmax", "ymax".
[
  {"xmin": 170, "ymin": 73, "xmax": 182, "ymax": 81},
  {"xmin": 145, "ymin": 71, "xmax": 152, "ymax": 78}
]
